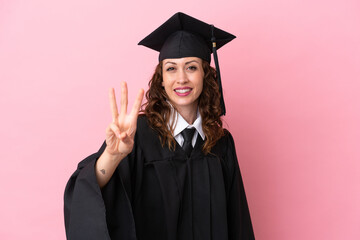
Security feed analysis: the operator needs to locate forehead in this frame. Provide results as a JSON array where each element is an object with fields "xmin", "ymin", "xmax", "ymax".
[{"xmin": 163, "ymin": 57, "xmax": 202, "ymax": 65}]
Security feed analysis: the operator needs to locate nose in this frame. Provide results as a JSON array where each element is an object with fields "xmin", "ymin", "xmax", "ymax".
[{"xmin": 176, "ymin": 69, "xmax": 189, "ymax": 84}]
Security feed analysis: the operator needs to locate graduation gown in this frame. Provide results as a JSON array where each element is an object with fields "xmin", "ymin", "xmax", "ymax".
[{"xmin": 64, "ymin": 115, "xmax": 255, "ymax": 239}]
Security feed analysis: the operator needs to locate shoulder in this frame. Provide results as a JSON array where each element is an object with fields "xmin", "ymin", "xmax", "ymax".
[
  {"xmin": 223, "ymin": 129, "xmax": 236, "ymax": 150},
  {"xmin": 211, "ymin": 129, "xmax": 236, "ymax": 154},
  {"xmin": 137, "ymin": 114, "xmax": 149, "ymax": 129},
  {"xmin": 210, "ymin": 129, "xmax": 238, "ymax": 173},
  {"xmin": 136, "ymin": 114, "xmax": 155, "ymax": 135},
  {"xmin": 135, "ymin": 114, "xmax": 161, "ymax": 145},
  {"xmin": 134, "ymin": 114, "xmax": 175, "ymax": 160}
]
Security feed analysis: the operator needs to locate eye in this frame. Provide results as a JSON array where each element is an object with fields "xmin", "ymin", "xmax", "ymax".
[
  {"xmin": 187, "ymin": 66, "xmax": 197, "ymax": 71},
  {"xmin": 166, "ymin": 67, "xmax": 175, "ymax": 71}
]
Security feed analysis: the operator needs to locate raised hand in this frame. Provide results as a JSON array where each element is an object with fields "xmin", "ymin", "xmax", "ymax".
[{"xmin": 105, "ymin": 82, "xmax": 144, "ymax": 157}]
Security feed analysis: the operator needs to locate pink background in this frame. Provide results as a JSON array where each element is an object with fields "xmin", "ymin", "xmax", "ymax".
[{"xmin": 1, "ymin": 0, "xmax": 359, "ymax": 239}]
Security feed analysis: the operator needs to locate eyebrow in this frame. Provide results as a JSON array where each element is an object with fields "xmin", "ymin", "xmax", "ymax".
[
  {"xmin": 185, "ymin": 60, "xmax": 199, "ymax": 65},
  {"xmin": 164, "ymin": 60, "xmax": 200, "ymax": 65}
]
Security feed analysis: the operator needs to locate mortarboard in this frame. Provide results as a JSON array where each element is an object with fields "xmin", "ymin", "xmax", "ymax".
[{"xmin": 138, "ymin": 12, "xmax": 236, "ymax": 116}]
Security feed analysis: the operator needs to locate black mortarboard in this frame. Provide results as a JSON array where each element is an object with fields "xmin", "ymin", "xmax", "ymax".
[{"xmin": 138, "ymin": 12, "xmax": 236, "ymax": 116}]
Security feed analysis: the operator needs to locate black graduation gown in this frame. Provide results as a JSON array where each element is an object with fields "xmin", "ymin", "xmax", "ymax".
[{"xmin": 64, "ymin": 115, "xmax": 255, "ymax": 239}]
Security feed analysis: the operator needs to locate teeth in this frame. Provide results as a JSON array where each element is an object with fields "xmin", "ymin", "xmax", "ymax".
[{"xmin": 175, "ymin": 89, "xmax": 191, "ymax": 93}]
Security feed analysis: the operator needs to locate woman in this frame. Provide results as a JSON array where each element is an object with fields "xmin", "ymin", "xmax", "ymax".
[{"xmin": 64, "ymin": 12, "xmax": 255, "ymax": 240}]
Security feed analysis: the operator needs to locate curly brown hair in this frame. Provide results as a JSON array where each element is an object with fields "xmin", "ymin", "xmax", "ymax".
[{"xmin": 141, "ymin": 60, "xmax": 224, "ymax": 154}]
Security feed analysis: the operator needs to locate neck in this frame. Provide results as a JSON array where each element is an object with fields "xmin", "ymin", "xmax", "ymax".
[{"xmin": 176, "ymin": 105, "xmax": 198, "ymax": 124}]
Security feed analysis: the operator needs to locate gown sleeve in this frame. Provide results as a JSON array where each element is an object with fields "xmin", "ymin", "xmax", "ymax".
[
  {"xmin": 64, "ymin": 141, "xmax": 137, "ymax": 240},
  {"xmin": 226, "ymin": 132, "xmax": 255, "ymax": 240}
]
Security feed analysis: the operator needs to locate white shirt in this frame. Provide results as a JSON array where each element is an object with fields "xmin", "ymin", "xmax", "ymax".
[{"xmin": 168, "ymin": 107, "xmax": 205, "ymax": 147}]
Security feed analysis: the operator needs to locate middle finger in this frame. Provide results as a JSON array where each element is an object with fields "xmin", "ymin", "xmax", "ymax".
[{"xmin": 119, "ymin": 82, "xmax": 128, "ymax": 118}]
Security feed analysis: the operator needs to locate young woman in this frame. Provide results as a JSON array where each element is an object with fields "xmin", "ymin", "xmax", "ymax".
[{"xmin": 64, "ymin": 12, "xmax": 255, "ymax": 240}]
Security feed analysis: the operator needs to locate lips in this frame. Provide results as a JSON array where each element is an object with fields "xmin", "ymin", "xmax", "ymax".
[{"xmin": 174, "ymin": 87, "xmax": 192, "ymax": 96}]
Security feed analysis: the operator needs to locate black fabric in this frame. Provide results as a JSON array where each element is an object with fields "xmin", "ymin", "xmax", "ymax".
[
  {"xmin": 64, "ymin": 115, "xmax": 255, "ymax": 240},
  {"xmin": 180, "ymin": 128, "xmax": 195, "ymax": 157},
  {"xmin": 138, "ymin": 12, "xmax": 236, "ymax": 63}
]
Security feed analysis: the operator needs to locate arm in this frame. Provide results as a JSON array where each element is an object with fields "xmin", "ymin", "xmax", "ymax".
[
  {"xmin": 95, "ymin": 148, "xmax": 127, "ymax": 188},
  {"xmin": 95, "ymin": 82, "xmax": 144, "ymax": 188},
  {"xmin": 227, "ymin": 133, "xmax": 255, "ymax": 240}
]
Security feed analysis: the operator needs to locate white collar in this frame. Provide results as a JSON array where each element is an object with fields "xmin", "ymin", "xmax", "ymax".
[{"xmin": 168, "ymin": 104, "xmax": 205, "ymax": 141}]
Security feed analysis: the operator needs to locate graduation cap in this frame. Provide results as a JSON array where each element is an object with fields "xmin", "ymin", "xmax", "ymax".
[{"xmin": 138, "ymin": 12, "xmax": 236, "ymax": 116}]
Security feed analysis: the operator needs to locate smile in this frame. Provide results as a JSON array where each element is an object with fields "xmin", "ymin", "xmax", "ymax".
[
  {"xmin": 175, "ymin": 89, "xmax": 191, "ymax": 93},
  {"xmin": 174, "ymin": 87, "xmax": 192, "ymax": 96}
]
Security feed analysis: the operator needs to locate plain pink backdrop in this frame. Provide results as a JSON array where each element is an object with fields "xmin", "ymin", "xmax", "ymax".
[{"xmin": 1, "ymin": 0, "xmax": 359, "ymax": 239}]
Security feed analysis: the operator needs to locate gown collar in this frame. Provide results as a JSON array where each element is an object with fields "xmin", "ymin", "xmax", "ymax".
[{"xmin": 167, "ymin": 102, "xmax": 205, "ymax": 143}]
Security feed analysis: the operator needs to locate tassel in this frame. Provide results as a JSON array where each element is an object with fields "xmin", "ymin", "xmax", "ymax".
[{"xmin": 211, "ymin": 25, "xmax": 226, "ymax": 116}]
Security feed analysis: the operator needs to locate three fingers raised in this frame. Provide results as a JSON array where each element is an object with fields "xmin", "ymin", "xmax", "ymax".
[{"xmin": 109, "ymin": 83, "xmax": 144, "ymax": 123}]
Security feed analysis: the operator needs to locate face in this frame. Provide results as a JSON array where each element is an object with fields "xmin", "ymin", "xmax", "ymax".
[{"xmin": 162, "ymin": 57, "xmax": 204, "ymax": 114}]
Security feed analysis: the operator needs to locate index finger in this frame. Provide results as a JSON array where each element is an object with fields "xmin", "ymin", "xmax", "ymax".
[
  {"xmin": 130, "ymin": 88, "xmax": 145, "ymax": 118},
  {"xmin": 109, "ymin": 88, "xmax": 119, "ymax": 122}
]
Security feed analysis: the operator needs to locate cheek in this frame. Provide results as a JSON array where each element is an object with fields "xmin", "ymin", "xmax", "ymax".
[
  {"xmin": 162, "ymin": 73, "xmax": 169, "ymax": 86},
  {"xmin": 161, "ymin": 76, "xmax": 168, "ymax": 88},
  {"xmin": 162, "ymin": 75, "xmax": 176, "ymax": 90},
  {"xmin": 197, "ymin": 75, "xmax": 204, "ymax": 92},
  {"xmin": 162, "ymin": 71, "xmax": 167, "ymax": 87},
  {"xmin": 161, "ymin": 79, "xmax": 172, "ymax": 95},
  {"xmin": 198, "ymin": 84, "xmax": 204, "ymax": 96}
]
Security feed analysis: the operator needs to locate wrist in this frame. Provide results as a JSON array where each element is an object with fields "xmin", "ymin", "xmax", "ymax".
[{"xmin": 104, "ymin": 147, "xmax": 127, "ymax": 161}]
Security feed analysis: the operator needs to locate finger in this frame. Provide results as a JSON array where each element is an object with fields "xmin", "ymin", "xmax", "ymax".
[
  {"xmin": 120, "ymin": 132, "xmax": 134, "ymax": 145},
  {"xmin": 107, "ymin": 122, "xmax": 121, "ymax": 139},
  {"xmin": 130, "ymin": 88, "xmax": 145, "ymax": 118},
  {"xmin": 127, "ymin": 125, "xmax": 136, "ymax": 136},
  {"xmin": 109, "ymin": 88, "xmax": 119, "ymax": 122},
  {"xmin": 119, "ymin": 82, "xmax": 128, "ymax": 118},
  {"xmin": 118, "ymin": 131, "xmax": 128, "ymax": 141}
]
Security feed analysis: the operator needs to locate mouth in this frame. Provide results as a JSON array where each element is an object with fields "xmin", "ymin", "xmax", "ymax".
[{"xmin": 174, "ymin": 87, "xmax": 192, "ymax": 96}]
